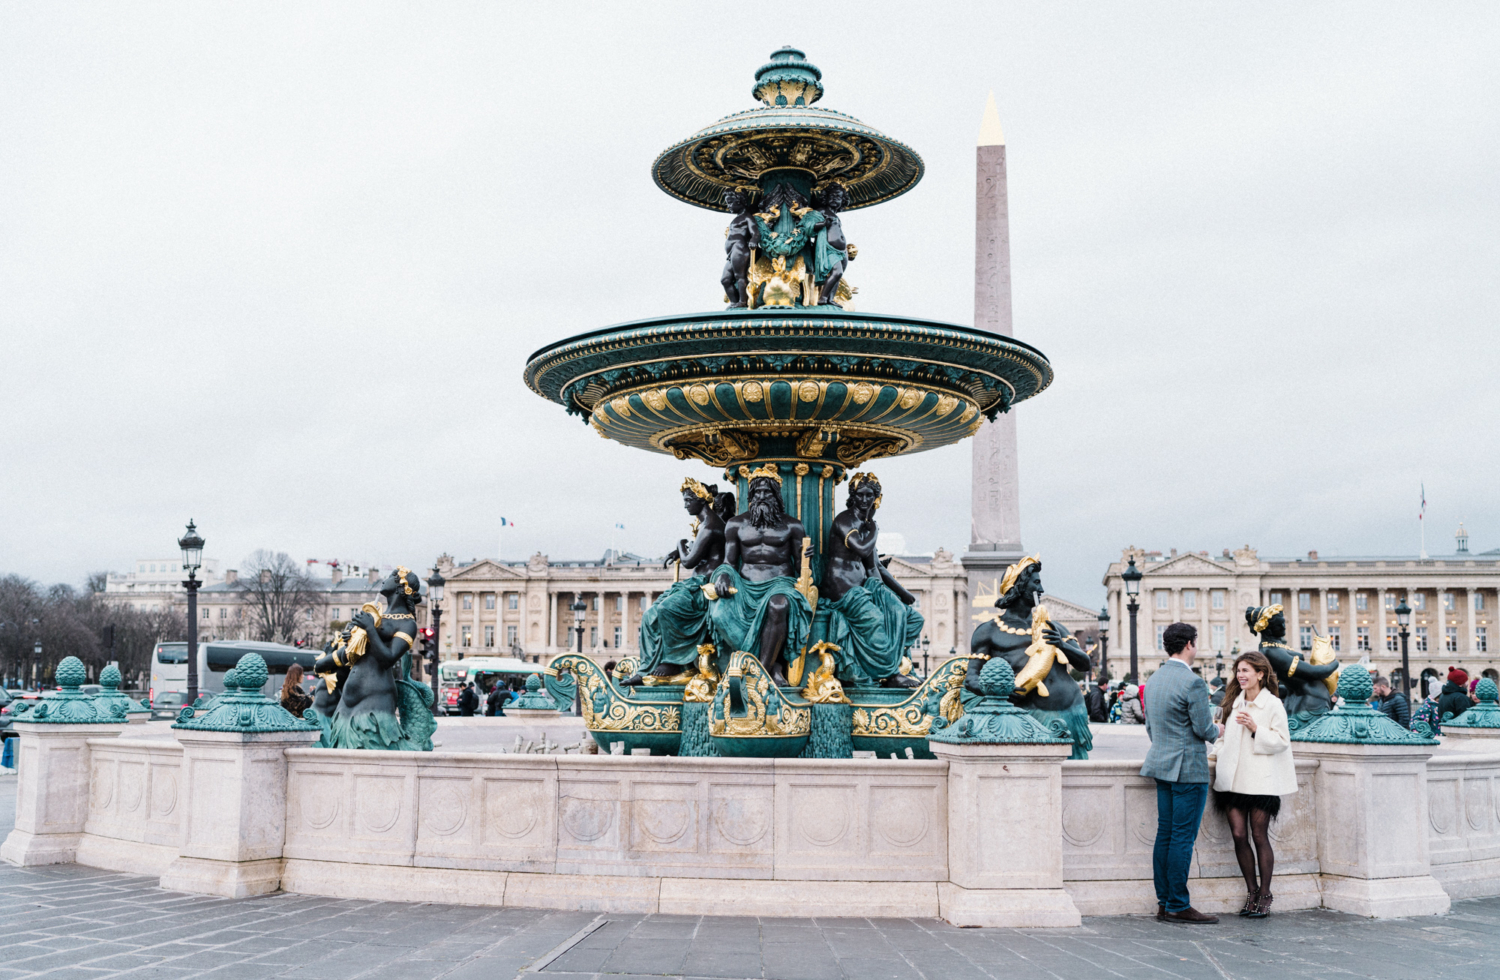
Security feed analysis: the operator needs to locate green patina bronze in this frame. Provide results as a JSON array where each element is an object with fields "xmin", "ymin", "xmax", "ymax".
[
  {"xmin": 1291, "ymin": 665, "xmax": 1438, "ymax": 746},
  {"xmin": 510, "ymin": 673, "xmax": 564, "ymax": 711},
  {"xmin": 172, "ymin": 654, "xmax": 320, "ymax": 734},
  {"xmin": 1444, "ymin": 678, "xmax": 1500, "ymax": 730},
  {"xmin": 928, "ymin": 659, "xmax": 1069, "ymax": 746},
  {"xmin": 95, "ymin": 664, "xmax": 151, "ymax": 721},
  {"xmin": 11, "ymin": 657, "xmax": 125, "ymax": 725},
  {"xmin": 549, "ymin": 653, "xmax": 683, "ymax": 755}
]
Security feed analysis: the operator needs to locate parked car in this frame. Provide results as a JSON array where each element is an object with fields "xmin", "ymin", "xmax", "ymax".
[{"xmin": 149, "ymin": 691, "xmax": 190, "ymax": 720}]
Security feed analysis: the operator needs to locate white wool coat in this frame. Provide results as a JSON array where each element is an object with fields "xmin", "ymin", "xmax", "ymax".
[{"xmin": 1210, "ymin": 688, "xmax": 1298, "ymax": 797}]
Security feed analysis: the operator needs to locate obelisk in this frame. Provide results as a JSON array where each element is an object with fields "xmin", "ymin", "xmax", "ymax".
[{"xmin": 961, "ymin": 93, "xmax": 1024, "ymax": 652}]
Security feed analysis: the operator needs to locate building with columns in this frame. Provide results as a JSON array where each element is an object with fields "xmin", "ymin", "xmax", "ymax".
[{"xmin": 1101, "ymin": 531, "xmax": 1500, "ymax": 689}]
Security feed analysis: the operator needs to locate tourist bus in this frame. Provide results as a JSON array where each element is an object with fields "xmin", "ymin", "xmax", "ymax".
[
  {"xmin": 149, "ymin": 639, "xmax": 319, "ymax": 708},
  {"xmin": 437, "ymin": 657, "xmax": 547, "ymax": 714}
]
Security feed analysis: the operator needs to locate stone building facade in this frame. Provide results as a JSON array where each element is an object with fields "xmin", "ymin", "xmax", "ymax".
[{"xmin": 1101, "ymin": 533, "xmax": 1500, "ymax": 689}]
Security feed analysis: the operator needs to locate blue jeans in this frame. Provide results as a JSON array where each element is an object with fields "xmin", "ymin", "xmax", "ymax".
[{"xmin": 1154, "ymin": 779, "xmax": 1209, "ymax": 913}]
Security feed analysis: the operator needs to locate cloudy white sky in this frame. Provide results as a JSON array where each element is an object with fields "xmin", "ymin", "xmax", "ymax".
[{"xmin": 3, "ymin": 3, "xmax": 1497, "ymax": 605}]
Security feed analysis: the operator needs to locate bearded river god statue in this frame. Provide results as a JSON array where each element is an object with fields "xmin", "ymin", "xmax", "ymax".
[
  {"xmin": 810, "ymin": 472, "xmax": 922, "ymax": 688},
  {"xmin": 623, "ymin": 478, "xmax": 736, "ymax": 687},
  {"xmin": 967, "ymin": 556, "xmax": 1093, "ymax": 760},
  {"xmin": 706, "ymin": 467, "xmax": 814, "ymax": 685},
  {"xmin": 312, "ymin": 567, "xmax": 436, "ymax": 751},
  {"xmin": 1246, "ymin": 604, "xmax": 1339, "ymax": 730}
]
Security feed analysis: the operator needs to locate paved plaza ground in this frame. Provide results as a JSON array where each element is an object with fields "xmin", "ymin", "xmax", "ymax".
[{"xmin": 3, "ymin": 775, "xmax": 1500, "ymax": 980}]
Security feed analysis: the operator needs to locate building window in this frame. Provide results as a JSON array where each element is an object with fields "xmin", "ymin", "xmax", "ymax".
[
  {"xmin": 1386, "ymin": 627, "xmax": 1398, "ymax": 652},
  {"xmin": 592, "ymin": 596, "xmax": 600, "ymax": 612},
  {"xmin": 1446, "ymin": 626, "xmax": 1458, "ymax": 652},
  {"xmin": 1328, "ymin": 593, "xmax": 1340, "ymax": 612},
  {"xmin": 462, "ymin": 594, "xmax": 473, "ymax": 611},
  {"xmin": 1415, "ymin": 627, "xmax": 1428, "ymax": 652},
  {"xmin": 1357, "ymin": 626, "xmax": 1370, "ymax": 651},
  {"xmin": 1414, "ymin": 593, "xmax": 1426, "ymax": 611},
  {"xmin": 330, "ymin": 608, "xmax": 339, "ymax": 620},
  {"xmin": 1443, "ymin": 593, "xmax": 1454, "ymax": 612},
  {"xmin": 508, "ymin": 593, "xmax": 519, "ymax": 610},
  {"xmin": 1298, "ymin": 592, "xmax": 1311, "ymax": 612},
  {"xmin": 1211, "ymin": 624, "xmax": 1225, "ymax": 651},
  {"xmin": 1155, "ymin": 591, "xmax": 1169, "ymax": 611},
  {"xmin": 590, "ymin": 626, "xmax": 598, "ymax": 647},
  {"xmin": 614, "ymin": 626, "xmax": 623, "ymax": 647},
  {"xmin": 1299, "ymin": 625, "xmax": 1313, "ymax": 651},
  {"xmin": 506, "ymin": 625, "xmax": 517, "ymax": 647},
  {"xmin": 640, "ymin": 596, "xmax": 649, "ymax": 611},
  {"xmin": 1476, "ymin": 593, "xmax": 1487, "ymax": 612},
  {"xmin": 461, "ymin": 625, "xmax": 472, "ymax": 647},
  {"xmin": 1328, "ymin": 627, "xmax": 1341, "ymax": 651},
  {"xmin": 1385, "ymin": 594, "xmax": 1395, "ymax": 610},
  {"xmin": 613, "ymin": 596, "xmax": 623, "ymax": 613},
  {"xmin": 484, "ymin": 625, "xmax": 495, "ymax": 647},
  {"xmin": 1356, "ymin": 593, "xmax": 1368, "ymax": 612},
  {"xmin": 220, "ymin": 607, "xmax": 228, "ymax": 620},
  {"xmin": 1211, "ymin": 590, "xmax": 1224, "ymax": 610},
  {"xmin": 484, "ymin": 594, "xmax": 496, "ymax": 610},
  {"xmin": 1183, "ymin": 590, "xmax": 1197, "ymax": 611},
  {"xmin": 1155, "ymin": 626, "xmax": 1165, "ymax": 651},
  {"xmin": 1270, "ymin": 592, "xmax": 1283, "ymax": 606},
  {"xmin": 1478, "ymin": 628, "xmax": 1489, "ymax": 653},
  {"xmin": 202, "ymin": 608, "xmax": 210, "ymax": 620}
]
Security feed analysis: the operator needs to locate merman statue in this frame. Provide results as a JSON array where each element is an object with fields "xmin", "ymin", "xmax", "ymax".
[
  {"xmin": 812, "ymin": 472, "xmax": 922, "ymax": 688},
  {"xmin": 966, "ymin": 555, "xmax": 1093, "ymax": 759},
  {"xmin": 622, "ymin": 478, "xmax": 735, "ymax": 686},
  {"xmin": 1245, "ymin": 604, "xmax": 1339, "ymax": 730},
  {"xmin": 313, "ymin": 566, "xmax": 435, "ymax": 750},
  {"xmin": 721, "ymin": 189, "xmax": 760, "ymax": 308},
  {"xmin": 812, "ymin": 182, "xmax": 855, "ymax": 307},
  {"xmin": 707, "ymin": 466, "xmax": 813, "ymax": 685}
]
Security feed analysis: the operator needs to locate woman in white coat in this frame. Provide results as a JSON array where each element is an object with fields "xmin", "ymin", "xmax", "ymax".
[{"xmin": 1210, "ymin": 650, "xmax": 1297, "ymax": 918}]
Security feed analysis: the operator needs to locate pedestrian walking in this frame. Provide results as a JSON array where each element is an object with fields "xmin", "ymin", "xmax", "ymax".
[
  {"xmin": 1210, "ymin": 650, "xmax": 1296, "ymax": 918},
  {"xmin": 487, "ymin": 684, "xmax": 510, "ymax": 717},
  {"xmin": 1370, "ymin": 675, "xmax": 1410, "ymax": 728},
  {"xmin": 1085, "ymin": 682, "xmax": 1107, "ymax": 723},
  {"xmin": 458, "ymin": 681, "xmax": 478, "ymax": 716},
  {"xmin": 280, "ymin": 664, "xmax": 313, "ymax": 718},
  {"xmin": 1438, "ymin": 667, "xmax": 1472, "ymax": 722},
  {"xmin": 1140, "ymin": 622, "xmax": 1222, "ymax": 924}
]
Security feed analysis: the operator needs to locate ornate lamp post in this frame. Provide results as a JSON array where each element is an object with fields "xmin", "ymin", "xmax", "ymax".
[
  {"xmin": 921, "ymin": 635, "xmax": 931, "ymax": 678},
  {"xmin": 1097, "ymin": 606, "xmax": 1110, "ymax": 683},
  {"xmin": 1122, "ymin": 557, "xmax": 1143, "ymax": 683},
  {"xmin": 1396, "ymin": 597, "xmax": 1413, "ymax": 705},
  {"xmin": 571, "ymin": 597, "xmax": 587, "ymax": 654},
  {"xmin": 1215, "ymin": 648, "xmax": 1225, "ymax": 681},
  {"xmin": 426, "ymin": 569, "xmax": 445, "ymax": 705},
  {"xmin": 177, "ymin": 520, "xmax": 205, "ymax": 703},
  {"xmin": 32, "ymin": 640, "xmax": 41, "ymax": 690}
]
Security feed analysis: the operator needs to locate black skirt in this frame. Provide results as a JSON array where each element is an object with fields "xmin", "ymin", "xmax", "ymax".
[{"xmin": 1212, "ymin": 790, "xmax": 1282, "ymax": 820}]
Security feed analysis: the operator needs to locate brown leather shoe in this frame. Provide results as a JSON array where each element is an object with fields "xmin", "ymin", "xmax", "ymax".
[{"xmin": 1164, "ymin": 907, "xmax": 1219, "ymax": 924}]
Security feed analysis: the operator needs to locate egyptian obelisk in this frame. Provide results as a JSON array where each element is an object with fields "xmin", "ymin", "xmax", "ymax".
[{"xmin": 961, "ymin": 93, "xmax": 1024, "ymax": 651}]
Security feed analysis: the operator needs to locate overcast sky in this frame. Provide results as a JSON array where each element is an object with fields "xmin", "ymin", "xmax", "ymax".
[{"xmin": 3, "ymin": 3, "xmax": 1497, "ymax": 606}]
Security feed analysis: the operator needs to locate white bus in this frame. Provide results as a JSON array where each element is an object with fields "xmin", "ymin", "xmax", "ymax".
[
  {"xmin": 150, "ymin": 639, "xmax": 320, "ymax": 711},
  {"xmin": 437, "ymin": 657, "xmax": 548, "ymax": 714}
]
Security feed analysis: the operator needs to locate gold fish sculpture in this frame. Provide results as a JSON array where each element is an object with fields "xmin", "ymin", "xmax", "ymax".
[
  {"xmin": 1309, "ymin": 628, "xmax": 1340, "ymax": 697},
  {"xmin": 1013, "ymin": 605, "xmax": 1064, "ymax": 698}
]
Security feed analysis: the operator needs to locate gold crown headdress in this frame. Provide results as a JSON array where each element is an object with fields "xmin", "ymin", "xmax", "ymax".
[
  {"xmin": 999, "ymin": 554, "xmax": 1042, "ymax": 597},
  {"xmin": 681, "ymin": 477, "xmax": 715, "ymax": 501},
  {"xmin": 1252, "ymin": 603, "xmax": 1283, "ymax": 634},
  {"xmin": 395, "ymin": 565, "xmax": 415, "ymax": 596},
  {"xmin": 742, "ymin": 463, "xmax": 783, "ymax": 486},
  {"xmin": 847, "ymin": 472, "xmax": 882, "ymax": 511}
]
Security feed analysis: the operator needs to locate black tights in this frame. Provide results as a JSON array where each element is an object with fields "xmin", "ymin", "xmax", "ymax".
[{"xmin": 1226, "ymin": 806, "xmax": 1274, "ymax": 896}]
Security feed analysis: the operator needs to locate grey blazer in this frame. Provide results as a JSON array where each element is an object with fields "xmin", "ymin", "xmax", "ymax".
[{"xmin": 1140, "ymin": 661, "xmax": 1220, "ymax": 784}]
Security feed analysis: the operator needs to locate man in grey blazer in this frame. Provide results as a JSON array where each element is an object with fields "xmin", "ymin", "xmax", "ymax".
[{"xmin": 1141, "ymin": 622, "xmax": 1223, "ymax": 923}]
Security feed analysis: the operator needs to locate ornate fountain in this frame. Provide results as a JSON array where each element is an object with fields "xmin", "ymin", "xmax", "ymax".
[{"xmin": 528, "ymin": 48, "xmax": 1055, "ymax": 758}]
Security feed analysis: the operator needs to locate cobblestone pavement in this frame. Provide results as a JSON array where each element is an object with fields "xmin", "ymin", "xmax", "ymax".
[{"xmin": 3, "ymin": 778, "xmax": 1499, "ymax": 980}]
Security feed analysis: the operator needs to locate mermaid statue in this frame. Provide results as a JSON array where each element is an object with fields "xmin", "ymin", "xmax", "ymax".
[
  {"xmin": 1245, "ymin": 604, "xmax": 1339, "ymax": 731},
  {"xmin": 312, "ymin": 566, "xmax": 435, "ymax": 751},
  {"xmin": 622, "ymin": 478, "xmax": 735, "ymax": 686},
  {"xmin": 810, "ymin": 472, "xmax": 922, "ymax": 688}
]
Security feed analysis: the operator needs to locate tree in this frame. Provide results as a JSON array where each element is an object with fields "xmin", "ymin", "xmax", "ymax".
[{"xmin": 240, "ymin": 550, "xmax": 319, "ymax": 645}]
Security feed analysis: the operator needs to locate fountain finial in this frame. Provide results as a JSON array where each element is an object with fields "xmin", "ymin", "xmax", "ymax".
[{"xmin": 753, "ymin": 46, "xmax": 823, "ymax": 106}]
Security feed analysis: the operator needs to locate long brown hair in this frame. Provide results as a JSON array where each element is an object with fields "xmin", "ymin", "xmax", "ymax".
[
  {"xmin": 282, "ymin": 663, "xmax": 305, "ymax": 699},
  {"xmin": 1219, "ymin": 650, "xmax": 1275, "ymax": 725}
]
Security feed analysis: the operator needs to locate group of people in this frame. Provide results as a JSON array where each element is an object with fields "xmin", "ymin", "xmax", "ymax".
[{"xmin": 455, "ymin": 680, "xmax": 516, "ymax": 717}]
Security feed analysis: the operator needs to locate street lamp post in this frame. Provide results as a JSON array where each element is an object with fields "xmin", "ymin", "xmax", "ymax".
[
  {"xmin": 571, "ymin": 597, "xmax": 587, "ymax": 654},
  {"xmin": 426, "ymin": 569, "xmax": 445, "ymax": 707},
  {"xmin": 1097, "ymin": 606, "xmax": 1110, "ymax": 683},
  {"xmin": 1396, "ymin": 597, "xmax": 1413, "ymax": 707},
  {"xmin": 921, "ymin": 636, "xmax": 931, "ymax": 679},
  {"xmin": 178, "ymin": 520, "xmax": 205, "ymax": 704},
  {"xmin": 1122, "ymin": 556, "xmax": 1143, "ymax": 684},
  {"xmin": 1216, "ymin": 649, "xmax": 1225, "ymax": 681},
  {"xmin": 32, "ymin": 640, "xmax": 41, "ymax": 691}
]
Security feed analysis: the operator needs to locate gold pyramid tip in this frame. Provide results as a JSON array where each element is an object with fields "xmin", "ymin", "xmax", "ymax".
[{"xmin": 978, "ymin": 91, "xmax": 1005, "ymax": 147}]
